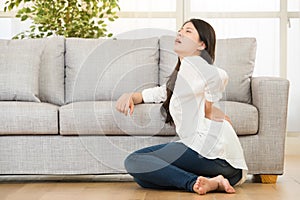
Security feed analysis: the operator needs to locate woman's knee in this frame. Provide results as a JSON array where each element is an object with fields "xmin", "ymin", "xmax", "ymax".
[
  {"xmin": 124, "ymin": 144, "xmax": 167, "ymax": 172},
  {"xmin": 124, "ymin": 153, "xmax": 138, "ymax": 173}
]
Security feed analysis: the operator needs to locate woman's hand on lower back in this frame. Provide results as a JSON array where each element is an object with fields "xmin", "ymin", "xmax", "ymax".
[
  {"xmin": 224, "ymin": 115, "xmax": 233, "ymax": 125},
  {"xmin": 205, "ymin": 100, "xmax": 233, "ymax": 125}
]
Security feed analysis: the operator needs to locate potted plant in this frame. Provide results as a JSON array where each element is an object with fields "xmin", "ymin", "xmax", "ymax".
[{"xmin": 4, "ymin": 0, "xmax": 120, "ymax": 39}]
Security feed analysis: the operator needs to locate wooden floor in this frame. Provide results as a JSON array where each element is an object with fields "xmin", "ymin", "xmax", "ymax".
[{"xmin": 1, "ymin": 133, "xmax": 300, "ymax": 200}]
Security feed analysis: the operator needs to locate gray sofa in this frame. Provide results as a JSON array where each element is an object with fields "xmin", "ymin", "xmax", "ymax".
[{"xmin": 0, "ymin": 36, "xmax": 289, "ymax": 183}]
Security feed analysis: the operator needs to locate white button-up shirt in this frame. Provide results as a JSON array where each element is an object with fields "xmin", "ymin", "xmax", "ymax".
[{"xmin": 142, "ymin": 56, "xmax": 248, "ymax": 185}]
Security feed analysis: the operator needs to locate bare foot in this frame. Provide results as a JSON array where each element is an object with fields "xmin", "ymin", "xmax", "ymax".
[
  {"xmin": 193, "ymin": 175, "xmax": 235, "ymax": 195},
  {"xmin": 217, "ymin": 175, "xmax": 236, "ymax": 193},
  {"xmin": 193, "ymin": 176, "xmax": 217, "ymax": 195}
]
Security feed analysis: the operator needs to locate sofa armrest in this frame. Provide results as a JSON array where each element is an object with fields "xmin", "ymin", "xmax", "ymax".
[
  {"xmin": 251, "ymin": 77, "xmax": 290, "ymax": 137},
  {"xmin": 249, "ymin": 77, "xmax": 289, "ymax": 175}
]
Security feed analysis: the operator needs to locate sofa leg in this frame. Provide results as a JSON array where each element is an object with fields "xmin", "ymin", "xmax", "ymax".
[{"xmin": 259, "ymin": 175, "xmax": 278, "ymax": 184}]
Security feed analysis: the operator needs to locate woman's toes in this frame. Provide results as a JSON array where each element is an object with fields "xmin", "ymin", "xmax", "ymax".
[
  {"xmin": 217, "ymin": 176, "xmax": 235, "ymax": 193},
  {"xmin": 193, "ymin": 176, "xmax": 215, "ymax": 195}
]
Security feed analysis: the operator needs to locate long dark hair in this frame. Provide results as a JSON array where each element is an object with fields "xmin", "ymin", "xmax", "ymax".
[{"xmin": 161, "ymin": 19, "xmax": 216, "ymax": 125}]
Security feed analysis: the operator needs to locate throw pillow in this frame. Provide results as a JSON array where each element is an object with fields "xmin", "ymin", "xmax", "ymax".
[
  {"xmin": 0, "ymin": 40, "xmax": 43, "ymax": 102},
  {"xmin": 215, "ymin": 38, "xmax": 257, "ymax": 103}
]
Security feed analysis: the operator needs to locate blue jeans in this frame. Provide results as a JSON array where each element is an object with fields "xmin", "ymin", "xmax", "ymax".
[{"xmin": 124, "ymin": 142, "xmax": 242, "ymax": 192}]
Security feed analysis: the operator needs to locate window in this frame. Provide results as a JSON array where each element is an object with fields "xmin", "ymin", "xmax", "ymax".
[
  {"xmin": 199, "ymin": 18, "xmax": 280, "ymax": 76},
  {"xmin": 287, "ymin": 19, "xmax": 300, "ymax": 131},
  {"xmin": 119, "ymin": 0, "xmax": 176, "ymax": 12},
  {"xmin": 0, "ymin": 1, "xmax": 5, "ymax": 11},
  {"xmin": 288, "ymin": 0, "xmax": 300, "ymax": 11},
  {"xmin": 0, "ymin": 18, "xmax": 32, "ymax": 39},
  {"xmin": 107, "ymin": 18, "xmax": 176, "ymax": 38},
  {"xmin": 190, "ymin": 0, "xmax": 279, "ymax": 12}
]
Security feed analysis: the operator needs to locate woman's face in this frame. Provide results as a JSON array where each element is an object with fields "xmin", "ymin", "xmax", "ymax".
[{"xmin": 174, "ymin": 22, "xmax": 206, "ymax": 59}]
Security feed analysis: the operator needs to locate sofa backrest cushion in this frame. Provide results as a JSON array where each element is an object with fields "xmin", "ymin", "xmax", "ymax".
[
  {"xmin": 65, "ymin": 37, "xmax": 159, "ymax": 103},
  {"xmin": 38, "ymin": 37, "xmax": 65, "ymax": 105},
  {"xmin": 215, "ymin": 38, "xmax": 257, "ymax": 103},
  {"xmin": 0, "ymin": 40, "xmax": 43, "ymax": 102},
  {"xmin": 0, "ymin": 37, "xmax": 65, "ymax": 104},
  {"xmin": 159, "ymin": 35, "xmax": 178, "ymax": 86},
  {"xmin": 159, "ymin": 36, "xmax": 257, "ymax": 103}
]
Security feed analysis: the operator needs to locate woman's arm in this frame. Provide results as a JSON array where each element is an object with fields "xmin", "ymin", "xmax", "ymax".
[
  {"xmin": 116, "ymin": 84, "xmax": 167, "ymax": 116},
  {"xmin": 205, "ymin": 100, "xmax": 232, "ymax": 125},
  {"xmin": 115, "ymin": 92, "xmax": 143, "ymax": 116}
]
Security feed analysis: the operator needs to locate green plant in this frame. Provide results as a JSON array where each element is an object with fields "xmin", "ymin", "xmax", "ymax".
[{"xmin": 4, "ymin": 0, "xmax": 120, "ymax": 39}]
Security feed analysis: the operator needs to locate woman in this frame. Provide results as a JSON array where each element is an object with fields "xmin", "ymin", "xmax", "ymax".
[{"xmin": 116, "ymin": 19, "xmax": 247, "ymax": 195}]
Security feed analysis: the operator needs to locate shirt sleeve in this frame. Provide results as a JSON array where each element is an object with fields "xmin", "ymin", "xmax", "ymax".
[
  {"xmin": 204, "ymin": 68, "xmax": 228, "ymax": 102},
  {"xmin": 181, "ymin": 56, "xmax": 228, "ymax": 103},
  {"xmin": 141, "ymin": 84, "xmax": 167, "ymax": 103}
]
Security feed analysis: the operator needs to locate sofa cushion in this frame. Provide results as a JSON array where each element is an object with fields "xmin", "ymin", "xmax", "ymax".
[
  {"xmin": 215, "ymin": 38, "xmax": 257, "ymax": 103},
  {"xmin": 0, "ymin": 40, "xmax": 43, "ymax": 102},
  {"xmin": 159, "ymin": 35, "xmax": 178, "ymax": 86},
  {"xmin": 65, "ymin": 37, "xmax": 159, "ymax": 103},
  {"xmin": 59, "ymin": 101, "xmax": 257, "ymax": 136},
  {"xmin": 38, "ymin": 37, "xmax": 65, "ymax": 105},
  {"xmin": 218, "ymin": 101, "xmax": 258, "ymax": 135},
  {"xmin": 0, "ymin": 37, "xmax": 65, "ymax": 105},
  {"xmin": 59, "ymin": 101, "xmax": 175, "ymax": 136},
  {"xmin": 0, "ymin": 102, "xmax": 58, "ymax": 135},
  {"xmin": 159, "ymin": 36, "xmax": 257, "ymax": 103}
]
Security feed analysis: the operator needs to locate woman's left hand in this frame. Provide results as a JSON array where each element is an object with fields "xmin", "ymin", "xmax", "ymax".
[
  {"xmin": 224, "ymin": 115, "xmax": 233, "ymax": 125},
  {"xmin": 205, "ymin": 101, "xmax": 233, "ymax": 125},
  {"xmin": 210, "ymin": 115, "xmax": 232, "ymax": 125}
]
